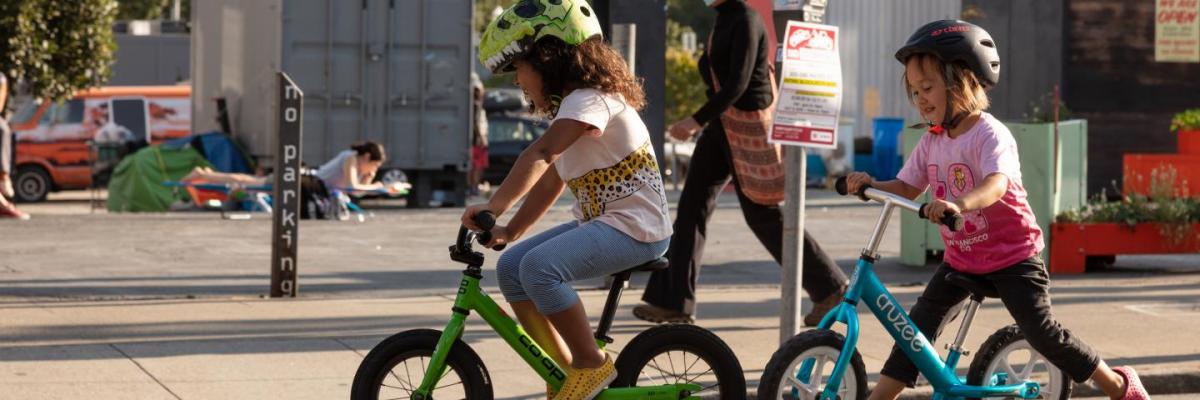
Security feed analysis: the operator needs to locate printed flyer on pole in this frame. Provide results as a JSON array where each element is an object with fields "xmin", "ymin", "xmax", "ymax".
[{"xmin": 770, "ymin": 21, "xmax": 842, "ymax": 149}]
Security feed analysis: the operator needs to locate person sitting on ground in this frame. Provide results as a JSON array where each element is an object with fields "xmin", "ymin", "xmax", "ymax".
[{"xmin": 181, "ymin": 141, "xmax": 404, "ymax": 194}]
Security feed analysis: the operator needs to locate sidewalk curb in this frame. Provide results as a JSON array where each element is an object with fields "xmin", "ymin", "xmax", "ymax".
[{"xmin": 895, "ymin": 369, "xmax": 1200, "ymax": 399}]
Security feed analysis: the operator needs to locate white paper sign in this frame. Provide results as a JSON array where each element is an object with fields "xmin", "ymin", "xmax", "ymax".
[
  {"xmin": 770, "ymin": 21, "xmax": 842, "ymax": 149},
  {"xmin": 1156, "ymin": 0, "xmax": 1200, "ymax": 62}
]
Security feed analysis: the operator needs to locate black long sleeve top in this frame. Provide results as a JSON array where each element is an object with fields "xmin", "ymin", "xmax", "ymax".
[{"xmin": 692, "ymin": 0, "xmax": 774, "ymax": 125}]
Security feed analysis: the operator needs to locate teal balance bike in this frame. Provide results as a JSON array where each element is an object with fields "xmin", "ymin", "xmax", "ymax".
[
  {"xmin": 757, "ymin": 178, "xmax": 1071, "ymax": 399},
  {"xmin": 351, "ymin": 212, "xmax": 746, "ymax": 399}
]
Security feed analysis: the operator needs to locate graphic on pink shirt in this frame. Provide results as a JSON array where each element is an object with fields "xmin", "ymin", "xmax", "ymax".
[{"xmin": 927, "ymin": 163, "xmax": 991, "ymax": 247}]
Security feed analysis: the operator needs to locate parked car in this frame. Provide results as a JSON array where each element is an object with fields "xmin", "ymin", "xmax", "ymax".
[
  {"xmin": 11, "ymin": 85, "xmax": 191, "ymax": 202},
  {"xmin": 483, "ymin": 88, "xmax": 529, "ymax": 114},
  {"xmin": 482, "ymin": 112, "xmax": 546, "ymax": 185}
]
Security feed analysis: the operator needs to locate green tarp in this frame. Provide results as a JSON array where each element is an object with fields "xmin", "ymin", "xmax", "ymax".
[{"xmin": 107, "ymin": 145, "xmax": 212, "ymax": 212}]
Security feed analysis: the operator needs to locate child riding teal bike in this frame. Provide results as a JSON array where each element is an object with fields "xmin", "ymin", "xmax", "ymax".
[{"xmin": 758, "ymin": 20, "xmax": 1150, "ymax": 400}]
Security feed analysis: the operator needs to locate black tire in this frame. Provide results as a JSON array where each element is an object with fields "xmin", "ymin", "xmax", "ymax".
[
  {"xmin": 14, "ymin": 165, "xmax": 51, "ymax": 203},
  {"xmin": 758, "ymin": 330, "xmax": 867, "ymax": 400},
  {"xmin": 967, "ymin": 324, "xmax": 1071, "ymax": 400},
  {"xmin": 351, "ymin": 329, "xmax": 492, "ymax": 400},
  {"xmin": 612, "ymin": 324, "xmax": 745, "ymax": 400}
]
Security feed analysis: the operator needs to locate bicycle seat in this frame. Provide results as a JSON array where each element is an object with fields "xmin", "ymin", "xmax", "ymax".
[
  {"xmin": 615, "ymin": 257, "xmax": 669, "ymax": 276},
  {"xmin": 945, "ymin": 271, "xmax": 1000, "ymax": 300}
]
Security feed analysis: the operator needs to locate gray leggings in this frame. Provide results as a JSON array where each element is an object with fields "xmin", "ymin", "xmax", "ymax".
[{"xmin": 497, "ymin": 220, "xmax": 669, "ymax": 315}]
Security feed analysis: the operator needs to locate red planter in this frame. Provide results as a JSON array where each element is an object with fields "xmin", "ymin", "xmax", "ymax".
[
  {"xmin": 1122, "ymin": 154, "xmax": 1200, "ymax": 198},
  {"xmin": 1181, "ymin": 129, "xmax": 1200, "ymax": 155},
  {"xmin": 1049, "ymin": 222, "xmax": 1200, "ymax": 273}
]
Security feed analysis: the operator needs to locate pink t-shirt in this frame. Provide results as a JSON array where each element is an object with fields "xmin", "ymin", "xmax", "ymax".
[{"xmin": 896, "ymin": 113, "xmax": 1044, "ymax": 274}]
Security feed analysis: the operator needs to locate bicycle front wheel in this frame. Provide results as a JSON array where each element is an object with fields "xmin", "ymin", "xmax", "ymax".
[
  {"xmin": 350, "ymin": 329, "xmax": 493, "ymax": 400},
  {"xmin": 612, "ymin": 324, "xmax": 745, "ymax": 399},
  {"xmin": 758, "ymin": 330, "xmax": 866, "ymax": 400}
]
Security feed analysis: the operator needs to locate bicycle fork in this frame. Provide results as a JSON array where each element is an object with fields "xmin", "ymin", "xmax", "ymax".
[{"xmin": 412, "ymin": 311, "xmax": 468, "ymax": 400}]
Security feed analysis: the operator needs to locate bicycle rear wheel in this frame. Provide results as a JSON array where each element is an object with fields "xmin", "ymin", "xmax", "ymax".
[
  {"xmin": 612, "ymin": 324, "xmax": 745, "ymax": 399},
  {"xmin": 967, "ymin": 324, "xmax": 1071, "ymax": 400}
]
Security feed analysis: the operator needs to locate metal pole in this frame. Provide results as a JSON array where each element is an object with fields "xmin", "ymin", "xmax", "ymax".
[
  {"xmin": 776, "ymin": 0, "xmax": 827, "ymax": 345},
  {"xmin": 780, "ymin": 146, "xmax": 806, "ymax": 343}
]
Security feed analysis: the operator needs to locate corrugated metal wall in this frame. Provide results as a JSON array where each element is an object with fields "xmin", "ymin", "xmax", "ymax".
[
  {"xmin": 191, "ymin": 0, "xmax": 284, "ymax": 159},
  {"xmin": 110, "ymin": 34, "xmax": 190, "ymax": 86},
  {"xmin": 825, "ymin": 0, "xmax": 961, "ymax": 138}
]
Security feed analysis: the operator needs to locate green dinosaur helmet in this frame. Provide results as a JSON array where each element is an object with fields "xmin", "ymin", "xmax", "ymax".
[{"xmin": 479, "ymin": 0, "xmax": 604, "ymax": 74}]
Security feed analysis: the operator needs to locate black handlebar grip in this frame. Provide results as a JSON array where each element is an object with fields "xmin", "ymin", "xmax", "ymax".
[
  {"xmin": 834, "ymin": 176, "xmax": 871, "ymax": 201},
  {"xmin": 835, "ymin": 177, "xmax": 849, "ymax": 196},
  {"xmin": 918, "ymin": 204, "xmax": 966, "ymax": 232},
  {"xmin": 475, "ymin": 211, "xmax": 497, "ymax": 230},
  {"xmin": 473, "ymin": 211, "xmax": 506, "ymax": 251}
]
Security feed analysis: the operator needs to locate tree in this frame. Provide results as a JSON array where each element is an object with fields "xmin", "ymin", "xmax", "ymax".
[
  {"xmin": 118, "ymin": 0, "xmax": 168, "ymax": 20},
  {"xmin": 668, "ymin": 0, "xmax": 714, "ymax": 46},
  {"xmin": 665, "ymin": 47, "xmax": 706, "ymax": 125},
  {"xmin": 0, "ymin": 0, "xmax": 118, "ymax": 102}
]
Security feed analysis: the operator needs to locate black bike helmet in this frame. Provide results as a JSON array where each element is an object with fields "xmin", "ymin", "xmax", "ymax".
[
  {"xmin": 895, "ymin": 20, "xmax": 1000, "ymax": 88},
  {"xmin": 895, "ymin": 20, "xmax": 999, "ymax": 132}
]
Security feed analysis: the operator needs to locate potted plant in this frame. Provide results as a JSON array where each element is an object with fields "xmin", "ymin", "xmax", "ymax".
[
  {"xmin": 1173, "ymin": 108, "xmax": 1200, "ymax": 154},
  {"xmin": 1051, "ymin": 166, "xmax": 1200, "ymax": 273}
]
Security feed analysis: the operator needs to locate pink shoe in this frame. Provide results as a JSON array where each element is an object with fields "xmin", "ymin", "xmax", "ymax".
[
  {"xmin": 0, "ymin": 202, "xmax": 29, "ymax": 220},
  {"xmin": 1112, "ymin": 366, "xmax": 1150, "ymax": 400}
]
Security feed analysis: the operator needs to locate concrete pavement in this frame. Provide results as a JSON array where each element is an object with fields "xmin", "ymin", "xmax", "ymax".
[
  {"xmin": 2, "ymin": 279, "xmax": 1198, "ymax": 399},
  {"xmin": 2, "ymin": 189, "xmax": 1199, "ymax": 399}
]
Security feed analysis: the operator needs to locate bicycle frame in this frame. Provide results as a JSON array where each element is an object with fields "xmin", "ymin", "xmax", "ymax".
[
  {"xmin": 799, "ymin": 188, "xmax": 1041, "ymax": 400},
  {"xmin": 410, "ymin": 241, "xmax": 701, "ymax": 399}
]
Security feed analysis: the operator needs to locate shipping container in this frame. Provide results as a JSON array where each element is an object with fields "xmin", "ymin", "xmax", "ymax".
[{"xmin": 191, "ymin": 0, "xmax": 474, "ymax": 207}]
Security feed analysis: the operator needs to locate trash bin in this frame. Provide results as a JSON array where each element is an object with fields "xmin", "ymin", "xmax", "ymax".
[{"xmin": 872, "ymin": 117, "xmax": 905, "ymax": 180}]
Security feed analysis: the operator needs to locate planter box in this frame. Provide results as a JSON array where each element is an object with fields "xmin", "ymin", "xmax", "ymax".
[
  {"xmin": 1049, "ymin": 222, "xmax": 1200, "ymax": 274},
  {"xmin": 1122, "ymin": 154, "xmax": 1200, "ymax": 198},
  {"xmin": 1180, "ymin": 129, "xmax": 1200, "ymax": 155},
  {"xmin": 900, "ymin": 120, "xmax": 1089, "ymax": 266}
]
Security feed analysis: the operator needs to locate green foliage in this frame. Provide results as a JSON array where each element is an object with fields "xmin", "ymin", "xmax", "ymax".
[
  {"xmin": 0, "ymin": 0, "xmax": 117, "ymax": 102},
  {"xmin": 118, "ymin": 0, "xmax": 167, "ymax": 20},
  {"xmin": 667, "ymin": 0, "xmax": 714, "ymax": 46},
  {"xmin": 665, "ymin": 47, "xmax": 706, "ymax": 125},
  {"xmin": 1057, "ymin": 165, "xmax": 1200, "ymax": 246},
  {"xmin": 1024, "ymin": 90, "xmax": 1072, "ymax": 123},
  {"xmin": 1171, "ymin": 108, "xmax": 1200, "ymax": 132},
  {"xmin": 475, "ymin": 0, "xmax": 514, "ymax": 35}
]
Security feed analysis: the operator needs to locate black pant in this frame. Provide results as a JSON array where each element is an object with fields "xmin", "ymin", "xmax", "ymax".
[
  {"xmin": 880, "ymin": 258, "xmax": 1101, "ymax": 386},
  {"xmin": 642, "ymin": 120, "xmax": 848, "ymax": 315}
]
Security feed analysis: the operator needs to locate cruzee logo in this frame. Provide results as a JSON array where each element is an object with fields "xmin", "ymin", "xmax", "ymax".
[{"xmin": 876, "ymin": 294, "xmax": 923, "ymax": 352}]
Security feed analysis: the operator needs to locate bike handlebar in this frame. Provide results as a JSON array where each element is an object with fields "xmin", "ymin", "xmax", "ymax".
[
  {"xmin": 474, "ymin": 211, "xmax": 506, "ymax": 251},
  {"xmin": 455, "ymin": 210, "xmax": 506, "ymax": 253},
  {"xmin": 835, "ymin": 177, "xmax": 964, "ymax": 232}
]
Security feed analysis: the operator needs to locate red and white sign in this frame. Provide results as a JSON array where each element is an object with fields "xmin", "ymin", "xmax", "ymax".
[
  {"xmin": 771, "ymin": 21, "xmax": 842, "ymax": 149},
  {"xmin": 1156, "ymin": 0, "xmax": 1200, "ymax": 62}
]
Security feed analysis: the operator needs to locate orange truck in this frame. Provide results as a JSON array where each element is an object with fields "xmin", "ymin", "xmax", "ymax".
[{"xmin": 10, "ymin": 86, "xmax": 191, "ymax": 202}]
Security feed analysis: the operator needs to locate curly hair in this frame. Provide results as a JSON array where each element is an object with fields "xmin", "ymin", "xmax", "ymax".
[{"xmin": 518, "ymin": 36, "xmax": 646, "ymax": 116}]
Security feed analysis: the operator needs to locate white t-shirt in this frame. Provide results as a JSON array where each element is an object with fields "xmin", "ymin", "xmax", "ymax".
[
  {"xmin": 316, "ymin": 150, "xmax": 355, "ymax": 189},
  {"xmin": 552, "ymin": 89, "xmax": 672, "ymax": 243}
]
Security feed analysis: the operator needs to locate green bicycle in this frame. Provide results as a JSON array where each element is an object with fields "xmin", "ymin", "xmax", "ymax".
[{"xmin": 350, "ymin": 212, "xmax": 746, "ymax": 399}]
